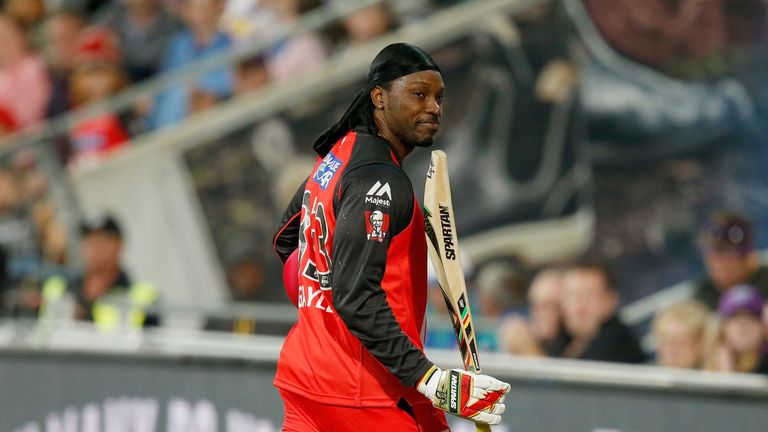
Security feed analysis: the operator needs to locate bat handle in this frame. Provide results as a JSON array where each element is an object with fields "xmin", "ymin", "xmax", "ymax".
[{"xmin": 475, "ymin": 423, "xmax": 492, "ymax": 432}]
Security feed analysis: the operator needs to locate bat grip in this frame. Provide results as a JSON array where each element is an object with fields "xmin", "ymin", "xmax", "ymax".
[{"xmin": 476, "ymin": 423, "xmax": 492, "ymax": 432}]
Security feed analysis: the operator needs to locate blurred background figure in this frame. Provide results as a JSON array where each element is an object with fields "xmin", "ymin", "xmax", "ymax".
[
  {"xmin": 340, "ymin": 2, "xmax": 398, "ymax": 48},
  {"xmin": 0, "ymin": 14, "xmax": 51, "ymax": 130},
  {"xmin": 41, "ymin": 10, "xmax": 85, "ymax": 119},
  {"xmin": 559, "ymin": 260, "xmax": 645, "ymax": 363},
  {"xmin": 498, "ymin": 267, "xmax": 566, "ymax": 357},
  {"xmin": 3, "ymin": 0, "xmax": 46, "ymax": 32},
  {"xmin": 260, "ymin": 0, "xmax": 327, "ymax": 80},
  {"xmin": 204, "ymin": 254, "xmax": 289, "ymax": 335},
  {"xmin": 39, "ymin": 215, "xmax": 159, "ymax": 329},
  {"xmin": 149, "ymin": 0, "xmax": 232, "ymax": 129},
  {"xmin": 473, "ymin": 258, "xmax": 529, "ymax": 351},
  {"xmin": 652, "ymin": 300, "xmax": 710, "ymax": 369},
  {"xmin": 695, "ymin": 212, "xmax": 768, "ymax": 310},
  {"xmin": 705, "ymin": 284, "xmax": 768, "ymax": 374},
  {"xmin": 67, "ymin": 27, "xmax": 129, "ymax": 168},
  {"xmin": 234, "ymin": 55, "xmax": 271, "ymax": 96},
  {"xmin": 95, "ymin": 0, "xmax": 179, "ymax": 82}
]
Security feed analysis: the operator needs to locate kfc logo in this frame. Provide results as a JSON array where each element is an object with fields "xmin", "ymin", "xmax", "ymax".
[{"xmin": 365, "ymin": 210, "xmax": 389, "ymax": 242}]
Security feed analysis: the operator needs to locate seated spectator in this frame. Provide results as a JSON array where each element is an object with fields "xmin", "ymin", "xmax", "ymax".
[
  {"xmin": 149, "ymin": 0, "xmax": 233, "ymax": 129},
  {"xmin": 67, "ymin": 27, "xmax": 130, "ymax": 168},
  {"xmin": 341, "ymin": 3, "xmax": 398, "ymax": 47},
  {"xmin": 3, "ymin": 0, "xmax": 46, "ymax": 31},
  {"xmin": 498, "ymin": 267, "xmax": 566, "ymax": 357},
  {"xmin": 694, "ymin": 212, "xmax": 768, "ymax": 310},
  {"xmin": 559, "ymin": 259, "xmax": 645, "ymax": 363},
  {"xmin": 473, "ymin": 258, "xmax": 529, "ymax": 351},
  {"xmin": 261, "ymin": 0, "xmax": 327, "ymax": 80},
  {"xmin": 652, "ymin": 300, "xmax": 710, "ymax": 369},
  {"xmin": 0, "ymin": 14, "xmax": 51, "ymax": 129},
  {"xmin": 704, "ymin": 284, "xmax": 768, "ymax": 374},
  {"xmin": 39, "ymin": 215, "xmax": 160, "ymax": 329},
  {"xmin": 204, "ymin": 255, "xmax": 289, "ymax": 335},
  {"xmin": 41, "ymin": 10, "xmax": 85, "ymax": 119},
  {"xmin": 234, "ymin": 56, "xmax": 270, "ymax": 96},
  {"xmin": 95, "ymin": 0, "xmax": 179, "ymax": 82}
]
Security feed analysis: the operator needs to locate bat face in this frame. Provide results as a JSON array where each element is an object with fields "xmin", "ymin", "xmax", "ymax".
[{"xmin": 423, "ymin": 150, "xmax": 482, "ymax": 374}]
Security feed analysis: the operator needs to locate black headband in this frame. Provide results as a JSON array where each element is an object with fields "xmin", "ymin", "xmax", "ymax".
[{"xmin": 312, "ymin": 43, "xmax": 441, "ymax": 156}]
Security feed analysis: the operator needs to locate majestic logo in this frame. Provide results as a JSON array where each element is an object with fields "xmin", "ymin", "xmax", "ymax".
[
  {"xmin": 449, "ymin": 372, "xmax": 459, "ymax": 412},
  {"xmin": 365, "ymin": 181, "xmax": 392, "ymax": 207},
  {"xmin": 365, "ymin": 210, "xmax": 389, "ymax": 242},
  {"xmin": 312, "ymin": 152, "xmax": 343, "ymax": 190},
  {"xmin": 439, "ymin": 205, "xmax": 456, "ymax": 260}
]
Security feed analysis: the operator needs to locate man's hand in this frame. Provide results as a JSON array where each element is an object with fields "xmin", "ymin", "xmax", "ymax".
[{"xmin": 417, "ymin": 366, "xmax": 510, "ymax": 425}]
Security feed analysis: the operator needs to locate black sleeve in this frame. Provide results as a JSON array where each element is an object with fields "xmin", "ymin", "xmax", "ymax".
[
  {"xmin": 330, "ymin": 163, "xmax": 434, "ymax": 387},
  {"xmin": 273, "ymin": 177, "xmax": 308, "ymax": 264}
]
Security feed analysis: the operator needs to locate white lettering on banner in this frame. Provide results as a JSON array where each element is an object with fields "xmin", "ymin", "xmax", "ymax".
[
  {"xmin": 15, "ymin": 398, "xmax": 278, "ymax": 432},
  {"xmin": 104, "ymin": 397, "xmax": 158, "ymax": 432},
  {"xmin": 81, "ymin": 404, "xmax": 99, "ymax": 432},
  {"xmin": 45, "ymin": 407, "xmax": 77, "ymax": 432},
  {"xmin": 297, "ymin": 285, "xmax": 334, "ymax": 313},
  {"xmin": 167, "ymin": 399, "xmax": 217, "ymax": 432}
]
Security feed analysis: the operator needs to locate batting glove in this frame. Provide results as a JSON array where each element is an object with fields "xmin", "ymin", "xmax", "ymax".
[{"xmin": 416, "ymin": 366, "xmax": 510, "ymax": 425}]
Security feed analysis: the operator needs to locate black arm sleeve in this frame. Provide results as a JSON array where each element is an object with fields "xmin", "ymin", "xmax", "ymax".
[
  {"xmin": 273, "ymin": 177, "xmax": 308, "ymax": 264},
  {"xmin": 331, "ymin": 163, "xmax": 434, "ymax": 387}
]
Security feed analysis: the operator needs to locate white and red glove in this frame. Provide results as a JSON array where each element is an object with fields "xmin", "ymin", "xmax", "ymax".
[{"xmin": 417, "ymin": 366, "xmax": 510, "ymax": 425}]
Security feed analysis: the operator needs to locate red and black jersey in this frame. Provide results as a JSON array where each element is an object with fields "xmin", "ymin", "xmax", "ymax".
[{"xmin": 272, "ymin": 130, "xmax": 434, "ymax": 407}]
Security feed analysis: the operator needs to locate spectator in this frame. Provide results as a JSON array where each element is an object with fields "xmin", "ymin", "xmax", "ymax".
[
  {"xmin": 694, "ymin": 212, "xmax": 768, "ymax": 310},
  {"xmin": 473, "ymin": 258, "xmax": 528, "ymax": 351},
  {"xmin": 704, "ymin": 284, "xmax": 768, "ymax": 374},
  {"xmin": 261, "ymin": 0, "xmax": 327, "ymax": 80},
  {"xmin": 95, "ymin": 0, "xmax": 180, "ymax": 82},
  {"xmin": 149, "ymin": 0, "xmax": 233, "ymax": 129},
  {"xmin": 39, "ymin": 215, "xmax": 160, "ymax": 329},
  {"xmin": 204, "ymin": 255, "xmax": 289, "ymax": 335},
  {"xmin": 559, "ymin": 260, "xmax": 645, "ymax": 363},
  {"xmin": 3, "ymin": 0, "xmax": 46, "ymax": 30},
  {"xmin": 41, "ymin": 10, "xmax": 85, "ymax": 119},
  {"xmin": 0, "ymin": 14, "xmax": 51, "ymax": 129},
  {"xmin": 475, "ymin": 259, "xmax": 528, "ymax": 318},
  {"xmin": 67, "ymin": 27, "xmax": 129, "ymax": 168},
  {"xmin": 341, "ymin": 3, "xmax": 398, "ymax": 47},
  {"xmin": 498, "ymin": 268, "xmax": 566, "ymax": 357},
  {"xmin": 234, "ymin": 56, "xmax": 270, "ymax": 96},
  {"xmin": 652, "ymin": 300, "xmax": 710, "ymax": 369}
]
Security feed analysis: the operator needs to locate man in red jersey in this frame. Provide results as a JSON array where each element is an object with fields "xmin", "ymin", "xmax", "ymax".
[{"xmin": 273, "ymin": 43, "xmax": 510, "ymax": 432}]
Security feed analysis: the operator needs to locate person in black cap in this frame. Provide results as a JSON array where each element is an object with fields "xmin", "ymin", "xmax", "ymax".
[
  {"xmin": 694, "ymin": 212, "xmax": 768, "ymax": 310},
  {"xmin": 272, "ymin": 43, "xmax": 509, "ymax": 431},
  {"xmin": 40, "ymin": 214, "xmax": 159, "ymax": 328}
]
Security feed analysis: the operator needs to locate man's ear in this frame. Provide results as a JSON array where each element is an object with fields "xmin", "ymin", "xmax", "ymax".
[{"xmin": 371, "ymin": 86, "xmax": 386, "ymax": 110}]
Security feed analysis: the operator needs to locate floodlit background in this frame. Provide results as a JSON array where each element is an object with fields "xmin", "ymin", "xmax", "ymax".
[{"xmin": 1, "ymin": 0, "xmax": 768, "ymax": 431}]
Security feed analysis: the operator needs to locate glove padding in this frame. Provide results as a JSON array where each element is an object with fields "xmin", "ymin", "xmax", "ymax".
[{"xmin": 417, "ymin": 367, "xmax": 510, "ymax": 425}]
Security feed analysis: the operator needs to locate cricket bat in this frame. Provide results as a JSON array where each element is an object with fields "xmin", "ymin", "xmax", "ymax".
[{"xmin": 423, "ymin": 150, "xmax": 491, "ymax": 432}]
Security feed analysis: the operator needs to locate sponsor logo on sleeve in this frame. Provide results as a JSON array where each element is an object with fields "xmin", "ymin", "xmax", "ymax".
[
  {"xmin": 365, "ymin": 181, "xmax": 392, "ymax": 207},
  {"xmin": 312, "ymin": 152, "xmax": 343, "ymax": 190},
  {"xmin": 365, "ymin": 210, "xmax": 389, "ymax": 242}
]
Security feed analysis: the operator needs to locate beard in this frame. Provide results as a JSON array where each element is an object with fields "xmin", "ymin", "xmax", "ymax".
[{"xmin": 395, "ymin": 125, "xmax": 437, "ymax": 149}]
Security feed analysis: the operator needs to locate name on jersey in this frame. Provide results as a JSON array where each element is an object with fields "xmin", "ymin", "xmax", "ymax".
[
  {"xmin": 365, "ymin": 181, "xmax": 392, "ymax": 207},
  {"xmin": 312, "ymin": 152, "xmax": 343, "ymax": 190},
  {"xmin": 439, "ymin": 205, "xmax": 457, "ymax": 260}
]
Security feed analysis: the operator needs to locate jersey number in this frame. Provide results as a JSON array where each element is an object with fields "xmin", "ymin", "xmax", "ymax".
[{"xmin": 298, "ymin": 191, "xmax": 332, "ymax": 290}]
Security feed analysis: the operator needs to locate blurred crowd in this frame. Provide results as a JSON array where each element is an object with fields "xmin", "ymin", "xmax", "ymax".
[
  {"xmin": 0, "ymin": 0, "xmax": 404, "ymax": 326},
  {"xmin": 0, "ymin": 0, "xmax": 403, "ymax": 167},
  {"xmin": 0, "ymin": 0, "xmax": 766, "ymax": 381},
  {"xmin": 429, "ymin": 211, "xmax": 768, "ymax": 376}
]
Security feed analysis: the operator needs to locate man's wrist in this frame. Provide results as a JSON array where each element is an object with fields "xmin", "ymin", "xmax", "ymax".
[{"xmin": 416, "ymin": 364, "xmax": 442, "ymax": 399}]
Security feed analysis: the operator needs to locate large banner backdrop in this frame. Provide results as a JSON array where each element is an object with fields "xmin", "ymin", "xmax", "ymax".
[{"xmin": 4, "ymin": 349, "xmax": 768, "ymax": 432}]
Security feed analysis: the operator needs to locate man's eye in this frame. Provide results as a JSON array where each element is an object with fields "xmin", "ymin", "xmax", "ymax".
[{"xmin": 413, "ymin": 91, "xmax": 424, "ymax": 98}]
